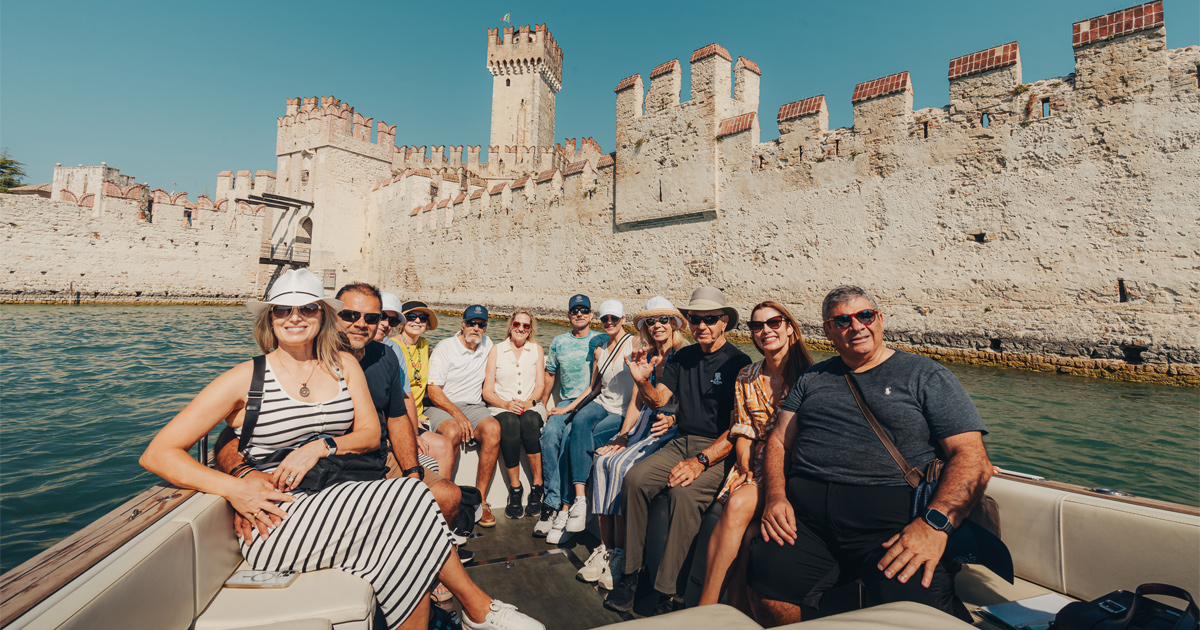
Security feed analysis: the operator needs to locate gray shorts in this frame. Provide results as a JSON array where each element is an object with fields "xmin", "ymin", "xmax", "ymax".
[{"xmin": 426, "ymin": 402, "xmax": 493, "ymax": 432}]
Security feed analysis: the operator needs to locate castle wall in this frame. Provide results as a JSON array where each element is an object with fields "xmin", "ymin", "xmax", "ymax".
[
  {"xmin": 363, "ymin": 7, "xmax": 1199, "ymax": 386},
  {"xmin": 0, "ymin": 194, "xmax": 266, "ymax": 303}
]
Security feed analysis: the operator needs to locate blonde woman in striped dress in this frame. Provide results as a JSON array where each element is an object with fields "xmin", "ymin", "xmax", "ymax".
[{"xmin": 141, "ymin": 270, "xmax": 539, "ymax": 630}]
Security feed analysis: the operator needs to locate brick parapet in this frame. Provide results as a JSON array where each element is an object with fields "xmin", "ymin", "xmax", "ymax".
[
  {"xmin": 949, "ymin": 42, "xmax": 1020, "ymax": 80},
  {"xmin": 778, "ymin": 96, "xmax": 826, "ymax": 122},
  {"xmin": 852, "ymin": 71, "xmax": 912, "ymax": 103},
  {"xmin": 1073, "ymin": 1, "xmax": 1163, "ymax": 48},
  {"xmin": 690, "ymin": 43, "xmax": 732, "ymax": 63}
]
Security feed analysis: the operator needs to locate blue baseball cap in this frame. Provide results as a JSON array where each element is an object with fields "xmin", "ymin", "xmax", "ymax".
[
  {"xmin": 462, "ymin": 304, "xmax": 488, "ymax": 322},
  {"xmin": 568, "ymin": 294, "xmax": 591, "ymax": 310}
]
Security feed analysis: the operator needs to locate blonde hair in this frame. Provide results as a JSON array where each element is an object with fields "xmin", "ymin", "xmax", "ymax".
[
  {"xmin": 749, "ymin": 301, "xmax": 814, "ymax": 384},
  {"xmin": 253, "ymin": 302, "xmax": 346, "ymax": 378},
  {"xmin": 505, "ymin": 308, "xmax": 537, "ymax": 342},
  {"xmin": 637, "ymin": 316, "xmax": 689, "ymax": 357}
]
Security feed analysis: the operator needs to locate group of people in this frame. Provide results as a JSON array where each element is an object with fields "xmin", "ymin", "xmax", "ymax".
[{"xmin": 141, "ymin": 270, "xmax": 994, "ymax": 629}]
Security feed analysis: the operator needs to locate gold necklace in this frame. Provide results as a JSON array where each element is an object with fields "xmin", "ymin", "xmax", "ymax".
[{"xmin": 277, "ymin": 356, "xmax": 319, "ymax": 397}]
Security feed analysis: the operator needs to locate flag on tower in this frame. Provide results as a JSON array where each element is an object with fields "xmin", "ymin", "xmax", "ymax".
[{"xmin": 500, "ymin": 12, "xmax": 511, "ymax": 23}]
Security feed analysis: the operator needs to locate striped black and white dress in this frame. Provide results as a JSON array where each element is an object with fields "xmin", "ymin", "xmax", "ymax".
[{"xmin": 235, "ymin": 358, "xmax": 453, "ymax": 627}]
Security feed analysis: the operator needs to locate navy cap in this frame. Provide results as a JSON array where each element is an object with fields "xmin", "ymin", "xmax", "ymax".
[
  {"xmin": 462, "ymin": 305, "xmax": 488, "ymax": 322},
  {"xmin": 568, "ymin": 294, "xmax": 591, "ymax": 310}
]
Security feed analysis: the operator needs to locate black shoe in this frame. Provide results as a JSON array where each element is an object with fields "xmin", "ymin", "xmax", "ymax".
[
  {"xmin": 650, "ymin": 595, "xmax": 680, "ymax": 616},
  {"xmin": 526, "ymin": 484, "xmax": 545, "ymax": 517},
  {"xmin": 505, "ymin": 484, "xmax": 524, "ymax": 519},
  {"xmin": 457, "ymin": 548, "xmax": 475, "ymax": 564},
  {"xmin": 603, "ymin": 571, "xmax": 638, "ymax": 613}
]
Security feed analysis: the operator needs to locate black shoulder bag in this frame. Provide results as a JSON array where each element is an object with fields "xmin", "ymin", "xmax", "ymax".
[
  {"xmin": 564, "ymin": 334, "xmax": 632, "ymax": 424},
  {"xmin": 844, "ymin": 371, "xmax": 1014, "ymax": 582},
  {"xmin": 239, "ymin": 355, "xmax": 386, "ymax": 491},
  {"xmin": 1054, "ymin": 583, "xmax": 1199, "ymax": 630}
]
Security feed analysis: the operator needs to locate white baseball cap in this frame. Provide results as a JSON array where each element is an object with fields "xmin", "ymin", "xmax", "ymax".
[{"xmin": 597, "ymin": 299, "xmax": 625, "ymax": 318}]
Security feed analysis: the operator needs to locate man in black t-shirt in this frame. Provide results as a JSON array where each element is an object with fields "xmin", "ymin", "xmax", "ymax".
[
  {"xmin": 747, "ymin": 285, "xmax": 992, "ymax": 624},
  {"xmin": 604, "ymin": 287, "xmax": 752, "ymax": 614}
]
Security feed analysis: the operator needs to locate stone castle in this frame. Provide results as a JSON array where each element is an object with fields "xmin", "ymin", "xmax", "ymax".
[{"xmin": 2, "ymin": 2, "xmax": 1197, "ymax": 385}]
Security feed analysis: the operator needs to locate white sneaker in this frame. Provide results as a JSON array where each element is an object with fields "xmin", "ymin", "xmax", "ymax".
[
  {"xmin": 532, "ymin": 508, "xmax": 555, "ymax": 538},
  {"xmin": 545, "ymin": 509, "xmax": 570, "ymax": 544},
  {"xmin": 576, "ymin": 543, "xmax": 608, "ymax": 583},
  {"xmin": 565, "ymin": 496, "xmax": 588, "ymax": 532},
  {"xmin": 462, "ymin": 599, "xmax": 545, "ymax": 630},
  {"xmin": 598, "ymin": 548, "xmax": 623, "ymax": 590}
]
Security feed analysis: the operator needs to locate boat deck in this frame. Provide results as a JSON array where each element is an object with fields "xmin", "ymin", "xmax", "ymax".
[{"xmin": 448, "ymin": 516, "xmax": 628, "ymax": 628}]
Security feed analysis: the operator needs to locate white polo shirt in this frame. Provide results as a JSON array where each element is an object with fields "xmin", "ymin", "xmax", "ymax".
[{"xmin": 428, "ymin": 333, "xmax": 493, "ymax": 405}]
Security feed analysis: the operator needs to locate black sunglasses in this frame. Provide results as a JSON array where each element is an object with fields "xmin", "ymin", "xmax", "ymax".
[
  {"xmin": 384, "ymin": 315, "xmax": 404, "ymax": 327},
  {"xmin": 644, "ymin": 315, "xmax": 674, "ymax": 326},
  {"xmin": 569, "ymin": 307, "xmax": 591, "ymax": 315},
  {"xmin": 600, "ymin": 315, "xmax": 623, "ymax": 325},
  {"xmin": 465, "ymin": 319, "xmax": 488, "ymax": 329},
  {"xmin": 688, "ymin": 314, "xmax": 725, "ymax": 327},
  {"xmin": 405, "ymin": 312, "xmax": 430, "ymax": 323},
  {"xmin": 338, "ymin": 309, "xmax": 382, "ymax": 325},
  {"xmin": 747, "ymin": 316, "xmax": 787, "ymax": 332},
  {"xmin": 271, "ymin": 303, "xmax": 321, "ymax": 319},
  {"xmin": 827, "ymin": 309, "xmax": 878, "ymax": 329}
]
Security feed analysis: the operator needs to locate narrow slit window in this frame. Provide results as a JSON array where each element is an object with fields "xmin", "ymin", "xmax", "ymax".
[
  {"xmin": 506, "ymin": 78, "xmax": 511, "ymax": 87},
  {"xmin": 184, "ymin": 211, "xmax": 193, "ymax": 227},
  {"xmin": 1118, "ymin": 279, "xmax": 1129, "ymax": 303},
  {"xmin": 922, "ymin": 121, "xmax": 929, "ymax": 139},
  {"xmin": 1042, "ymin": 98, "xmax": 1051, "ymax": 118},
  {"xmin": 981, "ymin": 113, "xmax": 990, "ymax": 128},
  {"xmin": 834, "ymin": 139, "xmax": 840, "ymax": 155}
]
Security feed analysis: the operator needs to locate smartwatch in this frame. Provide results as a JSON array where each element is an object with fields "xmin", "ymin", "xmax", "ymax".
[
  {"xmin": 921, "ymin": 507, "xmax": 955, "ymax": 536},
  {"xmin": 323, "ymin": 437, "xmax": 338, "ymax": 457},
  {"xmin": 696, "ymin": 452, "xmax": 711, "ymax": 470},
  {"xmin": 402, "ymin": 465, "xmax": 425, "ymax": 480}
]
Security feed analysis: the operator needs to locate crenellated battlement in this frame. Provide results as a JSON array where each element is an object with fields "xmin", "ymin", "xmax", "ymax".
[
  {"xmin": 276, "ymin": 95, "xmax": 394, "ymax": 162},
  {"xmin": 487, "ymin": 24, "xmax": 563, "ymax": 90}
]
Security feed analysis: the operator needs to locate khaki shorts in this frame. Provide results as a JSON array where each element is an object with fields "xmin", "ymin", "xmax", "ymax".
[{"xmin": 425, "ymin": 402, "xmax": 493, "ymax": 432}]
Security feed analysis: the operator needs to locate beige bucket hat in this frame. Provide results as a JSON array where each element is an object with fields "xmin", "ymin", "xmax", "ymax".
[
  {"xmin": 246, "ymin": 269, "xmax": 343, "ymax": 315},
  {"xmin": 679, "ymin": 286, "xmax": 739, "ymax": 329}
]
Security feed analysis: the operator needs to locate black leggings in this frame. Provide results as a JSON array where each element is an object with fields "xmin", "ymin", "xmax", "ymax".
[{"xmin": 494, "ymin": 410, "xmax": 543, "ymax": 471}]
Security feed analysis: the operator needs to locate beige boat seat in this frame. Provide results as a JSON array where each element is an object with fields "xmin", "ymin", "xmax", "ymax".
[
  {"xmin": 171, "ymin": 492, "xmax": 377, "ymax": 630},
  {"xmin": 596, "ymin": 602, "xmax": 975, "ymax": 630}
]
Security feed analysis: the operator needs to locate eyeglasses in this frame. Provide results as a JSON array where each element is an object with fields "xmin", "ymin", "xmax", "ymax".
[
  {"xmin": 600, "ymin": 315, "xmax": 622, "ymax": 325},
  {"xmin": 644, "ymin": 315, "xmax": 674, "ymax": 327},
  {"xmin": 688, "ymin": 314, "xmax": 725, "ymax": 327},
  {"xmin": 747, "ymin": 316, "xmax": 787, "ymax": 332},
  {"xmin": 465, "ymin": 319, "xmax": 488, "ymax": 329},
  {"xmin": 405, "ymin": 312, "xmax": 430, "ymax": 323},
  {"xmin": 511, "ymin": 322, "xmax": 531, "ymax": 331},
  {"xmin": 569, "ymin": 307, "xmax": 591, "ymax": 316},
  {"xmin": 338, "ymin": 309, "xmax": 382, "ymax": 325},
  {"xmin": 384, "ymin": 315, "xmax": 403, "ymax": 327},
  {"xmin": 271, "ymin": 303, "xmax": 321, "ymax": 319},
  {"xmin": 827, "ymin": 309, "xmax": 879, "ymax": 329}
]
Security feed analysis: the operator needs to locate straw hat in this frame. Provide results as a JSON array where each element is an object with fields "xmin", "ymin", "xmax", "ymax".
[
  {"xmin": 246, "ymin": 269, "xmax": 342, "ymax": 315},
  {"xmin": 679, "ymin": 287, "xmax": 739, "ymax": 329},
  {"xmin": 634, "ymin": 296, "xmax": 684, "ymax": 330},
  {"xmin": 401, "ymin": 300, "xmax": 439, "ymax": 330}
]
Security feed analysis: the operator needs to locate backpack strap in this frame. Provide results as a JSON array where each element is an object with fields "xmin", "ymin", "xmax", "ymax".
[{"xmin": 238, "ymin": 355, "xmax": 268, "ymax": 458}]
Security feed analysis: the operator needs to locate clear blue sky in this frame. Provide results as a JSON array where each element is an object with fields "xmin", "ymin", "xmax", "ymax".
[{"xmin": 2, "ymin": 0, "xmax": 1196, "ymax": 195}]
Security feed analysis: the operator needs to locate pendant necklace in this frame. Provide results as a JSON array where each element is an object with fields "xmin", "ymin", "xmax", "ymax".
[{"xmin": 280, "ymin": 357, "xmax": 320, "ymax": 397}]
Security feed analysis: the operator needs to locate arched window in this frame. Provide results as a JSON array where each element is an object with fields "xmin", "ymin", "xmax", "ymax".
[
  {"xmin": 298, "ymin": 217, "xmax": 313, "ymax": 244},
  {"xmin": 506, "ymin": 78, "xmax": 511, "ymax": 87}
]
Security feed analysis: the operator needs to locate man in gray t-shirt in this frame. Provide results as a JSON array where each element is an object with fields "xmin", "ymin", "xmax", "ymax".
[{"xmin": 748, "ymin": 285, "xmax": 992, "ymax": 624}]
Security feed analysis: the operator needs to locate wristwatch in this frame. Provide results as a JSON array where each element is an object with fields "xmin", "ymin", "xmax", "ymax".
[
  {"xmin": 696, "ymin": 452, "xmax": 711, "ymax": 470},
  {"xmin": 402, "ymin": 465, "xmax": 425, "ymax": 480},
  {"xmin": 921, "ymin": 507, "xmax": 955, "ymax": 536},
  {"xmin": 323, "ymin": 437, "xmax": 338, "ymax": 457}
]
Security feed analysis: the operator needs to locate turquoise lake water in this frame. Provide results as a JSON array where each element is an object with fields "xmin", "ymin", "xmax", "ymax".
[{"xmin": 1, "ymin": 304, "xmax": 1197, "ymax": 573}]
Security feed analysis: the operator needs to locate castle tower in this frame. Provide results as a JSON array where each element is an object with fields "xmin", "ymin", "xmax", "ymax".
[{"xmin": 487, "ymin": 24, "xmax": 563, "ymax": 150}]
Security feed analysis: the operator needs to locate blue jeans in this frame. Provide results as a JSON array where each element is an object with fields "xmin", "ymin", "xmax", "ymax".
[
  {"xmin": 540, "ymin": 398, "xmax": 575, "ymax": 508},
  {"xmin": 541, "ymin": 399, "xmax": 623, "ymax": 507}
]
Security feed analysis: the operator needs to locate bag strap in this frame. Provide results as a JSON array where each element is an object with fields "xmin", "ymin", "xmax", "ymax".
[
  {"xmin": 238, "ymin": 355, "xmax": 268, "ymax": 456},
  {"xmin": 566, "ymin": 334, "xmax": 632, "ymax": 422},
  {"xmin": 844, "ymin": 371, "xmax": 924, "ymax": 489},
  {"xmin": 1122, "ymin": 583, "xmax": 1200, "ymax": 630}
]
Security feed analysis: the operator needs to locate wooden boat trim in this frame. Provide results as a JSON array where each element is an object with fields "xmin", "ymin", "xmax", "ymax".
[
  {"xmin": 0, "ymin": 482, "xmax": 195, "ymax": 627},
  {"xmin": 994, "ymin": 472, "xmax": 1199, "ymax": 516}
]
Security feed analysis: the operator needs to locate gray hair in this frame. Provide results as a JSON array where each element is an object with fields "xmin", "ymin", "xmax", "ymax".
[{"xmin": 821, "ymin": 285, "xmax": 879, "ymax": 320}]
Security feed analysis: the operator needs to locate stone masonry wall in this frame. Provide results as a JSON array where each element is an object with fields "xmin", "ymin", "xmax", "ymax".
[
  {"xmin": 363, "ymin": 3, "xmax": 1199, "ymax": 386},
  {"xmin": 0, "ymin": 194, "xmax": 266, "ymax": 303}
]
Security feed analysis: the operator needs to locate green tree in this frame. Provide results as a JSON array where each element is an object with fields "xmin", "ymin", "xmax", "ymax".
[{"xmin": 1, "ymin": 148, "xmax": 27, "ymax": 192}]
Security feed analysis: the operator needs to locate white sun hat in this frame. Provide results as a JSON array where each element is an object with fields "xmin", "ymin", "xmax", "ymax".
[
  {"xmin": 634, "ymin": 296, "xmax": 684, "ymax": 330},
  {"xmin": 246, "ymin": 268, "xmax": 343, "ymax": 315},
  {"xmin": 380, "ymin": 291, "xmax": 403, "ymax": 315}
]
